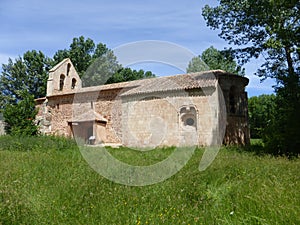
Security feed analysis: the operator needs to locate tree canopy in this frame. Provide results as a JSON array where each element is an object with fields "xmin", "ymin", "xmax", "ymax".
[
  {"xmin": 203, "ymin": 0, "xmax": 300, "ymax": 156},
  {"xmin": 3, "ymin": 90, "xmax": 38, "ymax": 136},
  {"xmin": 248, "ymin": 94, "xmax": 276, "ymax": 139},
  {"xmin": 53, "ymin": 36, "xmax": 113, "ymax": 78},
  {"xmin": 186, "ymin": 56, "xmax": 209, "ymax": 73},
  {"xmin": 0, "ymin": 50, "xmax": 52, "ymax": 108},
  {"xmin": 53, "ymin": 36, "xmax": 154, "ymax": 87},
  {"xmin": 187, "ymin": 46, "xmax": 245, "ymax": 75},
  {"xmin": 202, "ymin": 1, "xmax": 299, "ymax": 82},
  {"xmin": 106, "ymin": 68, "xmax": 155, "ymax": 84}
]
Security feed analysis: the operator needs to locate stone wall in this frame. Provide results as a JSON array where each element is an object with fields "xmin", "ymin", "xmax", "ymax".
[
  {"xmin": 0, "ymin": 113, "xmax": 5, "ymax": 135},
  {"xmin": 120, "ymin": 88, "xmax": 225, "ymax": 147},
  {"xmin": 47, "ymin": 58, "xmax": 81, "ymax": 96},
  {"xmin": 36, "ymin": 88, "xmax": 124, "ymax": 144},
  {"xmin": 0, "ymin": 121, "xmax": 5, "ymax": 136},
  {"xmin": 36, "ymin": 76, "xmax": 250, "ymax": 146},
  {"xmin": 35, "ymin": 59, "xmax": 250, "ymax": 146},
  {"xmin": 217, "ymin": 74, "xmax": 250, "ymax": 145}
]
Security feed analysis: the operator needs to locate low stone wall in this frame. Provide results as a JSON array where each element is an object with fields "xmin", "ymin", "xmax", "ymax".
[{"xmin": 0, "ymin": 120, "xmax": 6, "ymax": 136}]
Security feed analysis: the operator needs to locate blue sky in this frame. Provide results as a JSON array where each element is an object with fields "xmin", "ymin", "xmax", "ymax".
[{"xmin": 0, "ymin": 0, "xmax": 275, "ymax": 97}]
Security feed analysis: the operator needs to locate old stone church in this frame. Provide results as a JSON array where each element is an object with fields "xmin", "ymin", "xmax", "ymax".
[{"xmin": 35, "ymin": 58, "xmax": 250, "ymax": 147}]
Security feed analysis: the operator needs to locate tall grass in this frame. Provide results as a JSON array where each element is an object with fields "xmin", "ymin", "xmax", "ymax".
[{"xmin": 0, "ymin": 136, "xmax": 299, "ymax": 224}]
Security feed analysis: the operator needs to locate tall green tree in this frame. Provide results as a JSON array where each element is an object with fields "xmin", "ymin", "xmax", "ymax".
[
  {"xmin": 186, "ymin": 56, "xmax": 209, "ymax": 73},
  {"xmin": 53, "ymin": 36, "xmax": 154, "ymax": 87},
  {"xmin": 187, "ymin": 46, "xmax": 245, "ymax": 75},
  {"xmin": 248, "ymin": 94, "xmax": 276, "ymax": 138},
  {"xmin": 53, "ymin": 36, "xmax": 95, "ymax": 74},
  {"xmin": 81, "ymin": 49, "xmax": 122, "ymax": 87},
  {"xmin": 3, "ymin": 90, "xmax": 38, "ymax": 136},
  {"xmin": 0, "ymin": 50, "xmax": 52, "ymax": 109},
  {"xmin": 53, "ymin": 36, "xmax": 120, "ymax": 79},
  {"xmin": 203, "ymin": 1, "xmax": 300, "ymax": 156}
]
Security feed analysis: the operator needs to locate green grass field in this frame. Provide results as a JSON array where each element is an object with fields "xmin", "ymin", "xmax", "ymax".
[{"xmin": 0, "ymin": 136, "xmax": 299, "ymax": 224}]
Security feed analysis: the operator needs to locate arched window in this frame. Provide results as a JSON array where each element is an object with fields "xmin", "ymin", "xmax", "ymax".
[
  {"xmin": 71, "ymin": 78, "xmax": 77, "ymax": 89},
  {"xmin": 180, "ymin": 106, "xmax": 197, "ymax": 129},
  {"xmin": 59, "ymin": 74, "xmax": 65, "ymax": 91}
]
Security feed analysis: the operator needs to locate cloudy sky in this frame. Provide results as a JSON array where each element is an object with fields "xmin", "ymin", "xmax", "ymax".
[{"xmin": 0, "ymin": 0, "xmax": 275, "ymax": 97}]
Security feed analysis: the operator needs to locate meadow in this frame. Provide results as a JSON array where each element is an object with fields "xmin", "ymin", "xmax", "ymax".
[{"xmin": 0, "ymin": 136, "xmax": 299, "ymax": 224}]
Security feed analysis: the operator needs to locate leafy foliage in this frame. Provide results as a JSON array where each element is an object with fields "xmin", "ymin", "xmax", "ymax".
[
  {"xmin": 53, "ymin": 36, "xmax": 115, "ymax": 78},
  {"xmin": 53, "ymin": 36, "xmax": 155, "ymax": 87},
  {"xmin": 263, "ymin": 87, "xmax": 300, "ymax": 157},
  {"xmin": 81, "ymin": 49, "xmax": 122, "ymax": 87},
  {"xmin": 0, "ymin": 50, "xmax": 52, "ymax": 109},
  {"xmin": 106, "ymin": 67, "xmax": 155, "ymax": 84},
  {"xmin": 186, "ymin": 56, "xmax": 209, "ymax": 73},
  {"xmin": 203, "ymin": 0, "xmax": 300, "ymax": 156},
  {"xmin": 3, "ymin": 90, "xmax": 38, "ymax": 136},
  {"xmin": 187, "ymin": 46, "xmax": 245, "ymax": 75},
  {"xmin": 202, "ymin": 1, "xmax": 299, "ymax": 74},
  {"xmin": 248, "ymin": 94, "xmax": 276, "ymax": 138}
]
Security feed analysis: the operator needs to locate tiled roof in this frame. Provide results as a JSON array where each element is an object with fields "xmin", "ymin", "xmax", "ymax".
[
  {"xmin": 119, "ymin": 71, "xmax": 219, "ymax": 96},
  {"xmin": 46, "ymin": 70, "xmax": 248, "ymax": 98},
  {"xmin": 68, "ymin": 110, "xmax": 108, "ymax": 123}
]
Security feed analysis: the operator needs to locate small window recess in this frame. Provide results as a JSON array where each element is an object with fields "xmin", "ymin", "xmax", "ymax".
[
  {"xmin": 67, "ymin": 63, "xmax": 71, "ymax": 76},
  {"xmin": 71, "ymin": 78, "xmax": 77, "ymax": 89},
  {"xmin": 180, "ymin": 106, "xmax": 197, "ymax": 129},
  {"xmin": 59, "ymin": 74, "xmax": 65, "ymax": 91}
]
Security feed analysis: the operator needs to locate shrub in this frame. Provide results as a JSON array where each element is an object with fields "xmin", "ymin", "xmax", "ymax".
[{"xmin": 3, "ymin": 90, "xmax": 38, "ymax": 136}]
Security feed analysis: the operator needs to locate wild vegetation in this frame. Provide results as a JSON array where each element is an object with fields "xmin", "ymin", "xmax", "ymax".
[
  {"xmin": 0, "ymin": 136, "xmax": 299, "ymax": 225},
  {"xmin": 203, "ymin": 1, "xmax": 300, "ymax": 156}
]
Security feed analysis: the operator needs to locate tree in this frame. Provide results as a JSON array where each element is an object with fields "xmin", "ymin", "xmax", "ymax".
[
  {"xmin": 52, "ymin": 36, "xmax": 154, "ymax": 87},
  {"xmin": 43, "ymin": 35, "xmax": 157, "ymax": 87},
  {"xmin": 3, "ymin": 90, "xmax": 38, "ymax": 136},
  {"xmin": 81, "ymin": 49, "xmax": 122, "ymax": 87},
  {"xmin": 203, "ymin": 1, "xmax": 300, "ymax": 156},
  {"xmin": 106, "ymin": 68, "xmax": 155, "ymax": 84},
  {"xmin": 53, "ymin": 36, "xmax": 95, "ymax": 76},
  {"xmin": 186, "ymin": 56, "xmax": 209, "ymax": 73},
  {"xmin": 187, "ymin": 46, "xmax": 245, "ymax": 75},
  {"xmin": 53, "ymin": 36, "xmax": 121, "ymax": 81},
  {"xmin": 248, "ymin": 94, "xmax": 276, "ymax": 138},
  {"xmin": 0, "ymin": 50, "xmax": 52, "ymax": 109}
]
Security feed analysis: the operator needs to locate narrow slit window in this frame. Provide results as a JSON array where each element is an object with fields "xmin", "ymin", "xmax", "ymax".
[
  {"xmin": 67, "ymin": 63, "xmax": 71, "ymax": 76},
  {"xmin": 71, "ymin": 78, "xmax": 77, "ymax": 89},
  {"xmin": 59, "ymin": 74, "xmax": 65, "ymax": 91}
]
